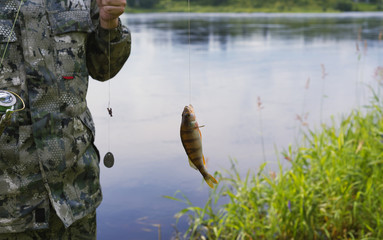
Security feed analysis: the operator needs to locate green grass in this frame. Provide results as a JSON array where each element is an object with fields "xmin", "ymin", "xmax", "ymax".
[
  {"xmin": 354, "ymin": 3, "xmax": 382, "ymax": 11},
  {"xmin": 126, "ymin": 5, "xmax": 336, "ymax": 13},
  {"xmin": 165, "ymin": 90, "xmax": 383, "ymax": 239}
]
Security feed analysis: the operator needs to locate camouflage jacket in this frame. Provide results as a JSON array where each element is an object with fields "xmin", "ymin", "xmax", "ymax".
[{"xmin": 0, "ymin": 0, "xmax": 131, "ymax": 233}]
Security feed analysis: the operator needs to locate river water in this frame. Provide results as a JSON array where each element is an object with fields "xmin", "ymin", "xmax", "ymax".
[{"xmin": 87, "ymin": 12, "xmax": 383, "ymax": 239}]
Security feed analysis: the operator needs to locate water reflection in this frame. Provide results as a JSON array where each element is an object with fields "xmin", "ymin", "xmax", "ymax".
[
  {"xmin": 126, "ymin": 12, "xmax": 383, "ymax": 48},
  {"xmin": 90, "ymin": 13, "xmax": 383, "ymax": 239}
]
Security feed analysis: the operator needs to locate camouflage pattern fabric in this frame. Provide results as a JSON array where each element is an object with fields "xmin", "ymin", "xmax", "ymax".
[
  {"xmin": 0, "ymin": 0, "xmax": 131, "ymax": 234},
  {"xmin": 0, "ymin": 207, "xmax": 96, "ymax": 240}
]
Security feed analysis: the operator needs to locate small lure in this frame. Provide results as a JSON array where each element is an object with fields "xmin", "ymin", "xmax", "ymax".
[
  {"xmin": 107, "ymin": 107, "xmax": 113, "ymax": 117},
  {"xmin": 180, "ymin": 104, "xmax": 217, "ymax": 188}
]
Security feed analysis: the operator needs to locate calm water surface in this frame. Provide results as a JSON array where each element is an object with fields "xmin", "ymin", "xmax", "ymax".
[{"xmin": 88, "ymin": 12, "xmax": 383, "ymax": 239}]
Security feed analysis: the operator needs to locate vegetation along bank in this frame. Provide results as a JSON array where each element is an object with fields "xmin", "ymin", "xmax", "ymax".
[
  {"xmin": 166, "ymin": 89, "xmax": 383, "ymax": 239},
  {"xmin": 126, "ymin": 0, "xmax": 383, "ymax": 13}
]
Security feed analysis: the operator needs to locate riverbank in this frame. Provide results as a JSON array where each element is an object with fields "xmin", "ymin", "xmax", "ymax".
[
  {"xmin": 166, "ymin": 90, "xmax": 383, "ymax": 239},
  {"xmin": 126, "ymin": 2, "xmax": 380, "ymax": 13}
]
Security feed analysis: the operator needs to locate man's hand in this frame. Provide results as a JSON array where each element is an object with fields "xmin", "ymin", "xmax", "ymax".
[{"xmin": 97, "ymin": 0, "xmax": 126, "ymax": 29}]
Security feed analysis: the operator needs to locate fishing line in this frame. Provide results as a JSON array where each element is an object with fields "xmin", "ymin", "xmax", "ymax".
[
  {"xmin": 108, "ymin": 22, "xmax": 112, "ymax": 116},
  {"xmin": 107, "ymin": 80, "xmax": 111, "ymax": 153},
  {"xmin": 0, "ymin": 0, "xmax": 24, "ymax": 67},
  {"xmin": 103, "ymin": 19, "xmax": 115, "ymax": 168},
  {"xmin": 188, "ymin": 0, "xmax": 191, "ymax": 104}
]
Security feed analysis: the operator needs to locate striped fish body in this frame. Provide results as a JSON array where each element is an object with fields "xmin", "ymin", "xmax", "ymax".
[{"xmin": 180, "ymin": 105, "xmax": 217, "ymax": 188}]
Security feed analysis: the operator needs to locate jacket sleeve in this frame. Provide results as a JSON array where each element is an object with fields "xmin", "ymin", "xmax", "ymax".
[{"xmin": 86, "ymin": 1, "xmax": 131, "ymax": 81}]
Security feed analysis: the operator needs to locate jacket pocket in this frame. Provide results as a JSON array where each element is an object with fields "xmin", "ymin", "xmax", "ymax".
[
  {"xmin": 47, "ymin": 10, "xmax": 94, "ymax": 35},
  {"xmin": 78, "ymin": 108, "xmax": 96, "ymax": 140},
  {"xmin": 47, "ymin": 10, "xmax": 93, "ymax": 113},
  {"xmin": 47, "ymin": 10, "xmax": 93, "ymax": 75},
  {"xmin": 78, "ymin": 108, "xmax": 100, "ymax": 162}
]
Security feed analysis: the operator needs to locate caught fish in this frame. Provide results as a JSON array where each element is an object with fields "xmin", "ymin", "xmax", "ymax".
[{"xmin": 180, "ymin": 104, "xmax": 218, "ymax": 188}]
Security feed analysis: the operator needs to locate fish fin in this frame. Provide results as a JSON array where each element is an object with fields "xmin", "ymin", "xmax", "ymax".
[
  {"xmin": 204, "ymin": 173, "xmax": 218, "ymax": 189},
  {"xmin": 203, "ymin": 155, "xmax": 206, "ymax": 166},
  {"xmin": 193, "ymin": 122, "xmax": 204, "ymax": 137},
  {"xmin": 188, "ymin": 158, "xmax": 198, "ymax": 170}
]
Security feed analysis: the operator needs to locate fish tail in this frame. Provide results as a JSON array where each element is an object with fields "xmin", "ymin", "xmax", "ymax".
[{"xmin": 203, "ymin": 173, "xmax": 218, "ymax": 188}]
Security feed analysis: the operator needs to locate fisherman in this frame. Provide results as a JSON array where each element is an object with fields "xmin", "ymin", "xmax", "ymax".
[{"xmin": 0, "ymin": 0, "xmax": 131, "ymax": 239}]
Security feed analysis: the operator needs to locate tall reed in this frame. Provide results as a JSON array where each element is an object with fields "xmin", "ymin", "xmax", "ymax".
[
  {"xmin": 320, "ymin": 64, "xmax": 328, "ymax": 124},
  {"xmin": 257, "ymin": 96, "xmax": 266, "ymax": 164}
]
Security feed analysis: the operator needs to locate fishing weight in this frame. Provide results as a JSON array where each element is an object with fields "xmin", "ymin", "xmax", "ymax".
[{"xmin": 103, "ymin": 152, "xmax": 115, "ymax": 168}]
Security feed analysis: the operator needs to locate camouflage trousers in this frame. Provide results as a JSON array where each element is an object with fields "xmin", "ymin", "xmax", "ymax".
[{"xmin": 0, "ymin": 208, "xmax": 96, "ymax": 240}]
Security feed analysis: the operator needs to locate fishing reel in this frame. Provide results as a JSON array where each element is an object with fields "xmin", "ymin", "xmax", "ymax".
[{"xmin": 0, "ymin": 90, "xmax": 24, "ymax": 136}]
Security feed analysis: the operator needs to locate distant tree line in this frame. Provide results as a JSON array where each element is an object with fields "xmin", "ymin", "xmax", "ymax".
[
  {"xmin": 127, "ymin": 0, "xmax": 158, "ymax": 8},
  {"xmin": 126, "ymin": 0, "xmax": 383, "ymax": 10}
]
